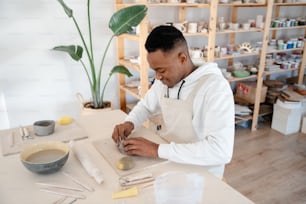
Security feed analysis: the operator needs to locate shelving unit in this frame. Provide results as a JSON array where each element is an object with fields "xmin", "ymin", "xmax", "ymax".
[
  {"xmin": 116, "ymin": 1, "xmax": 150, "ymax": 112},
  {"xmin": 115, "ymin": 0, "xmax": 306, "ymax": 131},
  {"xmin": 210, "ymin": 1, "xmax": 274, "ymax": 130},
  {"xmin": 267, "ymin": 1, "xmax": 306, "ymax": 85}
]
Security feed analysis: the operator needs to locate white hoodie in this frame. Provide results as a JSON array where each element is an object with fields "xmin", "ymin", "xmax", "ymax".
[{"xmin": 125, "ymin": 62, "xmax": 235, "ymax": 178}]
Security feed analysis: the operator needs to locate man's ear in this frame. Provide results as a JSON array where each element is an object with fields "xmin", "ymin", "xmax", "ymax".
[{"xmin": 178, "ymin": 52, "xmax": 188, "ymax": 64}]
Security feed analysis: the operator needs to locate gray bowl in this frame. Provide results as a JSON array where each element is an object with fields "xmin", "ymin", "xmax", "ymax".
[
  {"xmin": 33, "ymin": 120, "xmax": 55, "ymax": 136},
  {"xmin": 20, "ymin": 141, "xmax": 69, "ymax": 174}
]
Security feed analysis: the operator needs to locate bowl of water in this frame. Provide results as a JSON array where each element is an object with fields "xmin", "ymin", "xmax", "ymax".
[{"xmin": 20, "ymin": 141, "xmax": 69, "ymax": 174}]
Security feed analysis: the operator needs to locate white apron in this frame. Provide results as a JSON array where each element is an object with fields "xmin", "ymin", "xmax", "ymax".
[
  {"xmin": 158, "ymin": 76, "xmax": 207, "ymax": 143},
  {"xmin": 157, "ymin": 75, "xmax": 225, "ymax": 178}
]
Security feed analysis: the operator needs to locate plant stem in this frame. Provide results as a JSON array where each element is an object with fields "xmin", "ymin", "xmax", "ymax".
[
  {"xmin": 72, "ymin": 16, "xmax": 97, "ymax": 91},
  {"xmin": 97, "ymin": 35, "xmax": 115, "ymax": 103},
  {"xmin": 100, "ymin": 74, "xmax": 111, "ymax": 108},
  {"xmin": 80, "ymin": 59, "xmax": 93, "ymax": 90},
  {"xmin": 80, "ymin": 59, "xmax": 99, "ymax": 107},
  {"xmin": 87, "ymin": 0, "xmax": 94, "ymax": 62}
]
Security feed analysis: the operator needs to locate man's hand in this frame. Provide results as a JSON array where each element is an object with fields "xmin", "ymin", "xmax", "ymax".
[
  {"xmin": 112, "ymin": 121, "xmax": 134, "ymax": 143},
  {"xmin": 122, "ymin": 137, "xmax": 159, "ymax": 158}
]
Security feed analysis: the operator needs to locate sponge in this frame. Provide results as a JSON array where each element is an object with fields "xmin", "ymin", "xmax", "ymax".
[
  {"xmin": 58, "ymin": 116, "xmax": 73, "ymax": 125},
  {"xmin": 112, "ymin": 187, "xmax": 138, "ymax": 199}
]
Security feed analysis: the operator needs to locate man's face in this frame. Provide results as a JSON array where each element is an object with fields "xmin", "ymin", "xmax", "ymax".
[{"xmin": 147, "ymin": 49, "xmax": 187, "ymax": 88}]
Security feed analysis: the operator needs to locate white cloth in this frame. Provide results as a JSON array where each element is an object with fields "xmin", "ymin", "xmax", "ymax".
[{"xmin": 125, "ymin": 62, "xmax": 235, "ymax": 178}]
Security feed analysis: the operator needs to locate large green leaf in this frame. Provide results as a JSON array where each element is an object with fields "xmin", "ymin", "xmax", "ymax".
[
  {"xmin": 53, "ymin": 45, "xmax": 83, "ymax": 61},
  {"xmin": 57, "ymin": 0, "xmax": 73, "ymax": 17},
  {"xmin": 110, "ymin": 65, "xmax": 133, "ymax": 77},
  {"xmin": 109, "ymin": 5, "xmax": 147, "ymax": 36}
]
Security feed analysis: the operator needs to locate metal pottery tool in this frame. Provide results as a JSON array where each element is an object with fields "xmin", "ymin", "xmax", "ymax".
[{"xmin": 117, "ymin": 136, "xmax": 126, "ymax": 155}]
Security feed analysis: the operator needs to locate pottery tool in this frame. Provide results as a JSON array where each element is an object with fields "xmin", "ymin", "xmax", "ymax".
[
  {"xmin": 68, "ymin": 198, "xmax": 78, "ymax": 204},
  {"xmin": 62, "ymin": 171, "xmax": 95, "ymax": 192},
  {"xmin": 117, "ymin": 136, "xmax": 126, "ymax": 155},
  {"xmin": 36, "ymin": 182, "xmax": 84, "ymax": 192},
  {"xmin": 53, "ymin": 196, "xmax": 67, "ymax": 204},
  {"xmin": 39, "ymin": 188, "xmax": 86, "ymax": 199},
  {"xmin": 112, "ymin": 180, "xmax": 154, "ymax": 199},
  {"xmin": 19, "ymin": 126, "xmax": 33, "ymax": 140},
  {"xmin": 119, "ymin": 172, "xmax": 154, "ymax": 187}
]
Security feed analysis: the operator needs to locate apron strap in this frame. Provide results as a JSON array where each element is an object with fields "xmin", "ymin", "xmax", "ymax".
[{"xmin": 161, "ymin": 75, "xmax": 211, "ymax": 102}]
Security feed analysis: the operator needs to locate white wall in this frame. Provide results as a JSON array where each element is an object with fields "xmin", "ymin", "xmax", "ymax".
[{"xmin": 0, "ymin": 0, "xmax": 115, "ymax": 128}]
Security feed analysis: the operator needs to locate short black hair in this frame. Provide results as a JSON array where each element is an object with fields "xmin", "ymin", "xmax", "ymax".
[{"xmin": 145, "ymin": 25, "xmax": 187, "ymax": 53}]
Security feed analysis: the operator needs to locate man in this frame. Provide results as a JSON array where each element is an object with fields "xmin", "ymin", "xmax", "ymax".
[{"xmin": 112, "ymin": 25, "xmax": 234, "ymax": 179}]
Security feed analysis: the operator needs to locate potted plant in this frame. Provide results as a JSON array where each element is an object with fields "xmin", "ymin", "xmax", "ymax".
[{"xmin": 53, "ymin": 0, "xmax": 147, "ymax": 110}]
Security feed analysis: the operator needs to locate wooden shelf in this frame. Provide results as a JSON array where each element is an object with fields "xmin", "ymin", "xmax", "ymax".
[
  {"xmin": 183, "ymin": 32, "xmax": 209, "ymax": 37},
  {"xmin": 227, "ymin": 74, "xmax": 258, "ymax": 82},
  {"xmin": 235, "ymin": 104, "xmax": 273, "ymax": 124},
  {"xmin": 270, "ymin": 25, "xmax": 306, "ymax": 31},
  {"xmin": 214, "ymin": 52, "xmax": 260, "ymax": 60},
  {"xmin": 266, "ymin": 47, "xmax": 303, "ymax": 54},
  {"xmin": 217, "ymin": 28, "xmax": 263, "ymax": 34},
  {"xmin": 119, "ymin": 59, "xmax": 140, "ymax": 71},
  {"xmin": 274, "ymin": 2, "xmax": 306, "ymax": 6},
  {"xmin": 120, "ymin": 86, "xmax": 141, "ymax": 99},
  {"xmin": 264, "ymin": 67, "xmax": 299, "ymax": 76},
  {"xmin": 218, "ymin": 3, "xmax": 266, "ymax": 7},
  {"xmin": 116, "ymin": 2, "xmax": 269, "ymax": 7},
  {"xmin": 148, "ymin": 3, "xmax": 210, "ymax": 7},
  {"xmin": 235, "ymin": 115, "xmax": 253, "ymax": 124}
]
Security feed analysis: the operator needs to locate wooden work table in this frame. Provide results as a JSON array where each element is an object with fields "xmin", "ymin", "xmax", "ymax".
[{"xmin": 0, "ymin": 110, "xmax": 254, "ymax": 204}]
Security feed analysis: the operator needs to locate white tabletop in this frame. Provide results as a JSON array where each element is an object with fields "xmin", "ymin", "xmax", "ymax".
[{"xmin": 0, "ymin": 109, "xmax": 254, "ymax": 204}]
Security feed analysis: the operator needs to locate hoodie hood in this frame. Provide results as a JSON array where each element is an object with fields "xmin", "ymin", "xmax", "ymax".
[{"xmin": 183, "ymin": 62, "xmax": 223, "ymax": 86}]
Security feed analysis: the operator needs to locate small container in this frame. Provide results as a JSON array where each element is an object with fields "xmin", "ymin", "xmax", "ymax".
[
  {"xmin": 297, "ymin": 40, "xmax": 303, "ymax": 48},
  {"xmin": 248, "ymin": 19, "xmax": 256, "ymax": 27},
  {"xmin": 255, "ymin": 41, "xmax": 263, "ymax": 52},
  {"xmin": 286, "ymin": 41, "xmax": 294, "ymax": 49},
  {"xmin": 269, "ymin": 39, "xmax": 277, "ymax": 46},
  {"xmin": 282, "ymin": 62, "xmax": 289, "ymax": 69},
  {"xmin": 33, "ymin": 120, "xmax": 55, "ymax": 136},
  {"xmin": 278, "ymin": 43, "xmax": 285, "ymax": 50},
  {"xmin": 250, "ymin": 67, "xmax": 258, "ymax": 75},
  {"xmin": 220, "ymin": 47, "xmax": 228, "ymax": 57}
]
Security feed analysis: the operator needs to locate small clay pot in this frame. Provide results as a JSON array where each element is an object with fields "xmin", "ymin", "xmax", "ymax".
[{"xmin": 33, "ymin": 120, "xmax": 55, "ymax": 136}]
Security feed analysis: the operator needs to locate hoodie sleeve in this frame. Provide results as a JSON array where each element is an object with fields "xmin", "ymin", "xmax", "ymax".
[{"xmin": 124, "ymin": 80, "xmax": 163, "ymax": 128}]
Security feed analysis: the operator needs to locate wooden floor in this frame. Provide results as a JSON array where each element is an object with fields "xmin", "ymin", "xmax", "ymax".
[{"xmin": 224, "ymin": 121, "xmax": 306, "ymax": 204}]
